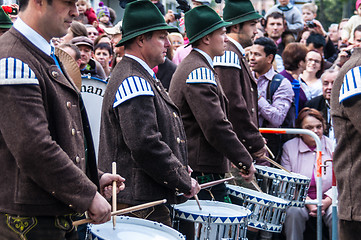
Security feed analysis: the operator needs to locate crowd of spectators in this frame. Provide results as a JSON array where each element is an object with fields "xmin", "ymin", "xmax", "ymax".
[{"xmin": 1, "ymin": 0, "xmax": 359, "ymax": 94}]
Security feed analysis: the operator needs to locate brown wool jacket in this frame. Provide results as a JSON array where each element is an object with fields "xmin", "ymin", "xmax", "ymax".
[
  {"xmin": 331, "ymin": 47, "xmax": 361, "ymax": 221},
  {"xmin": 169, "ymin": 50, "xmax": 253, "ymax": 174},
  {"xmin": 0, "ymin": 28, "xmax": 98, "ymax": 216},
  {"xmin": 214, "ymin": 40, "xmax": 265, "ymax": 155},
  {"xmin": 98, "ymin": 56, "xmax": 191, "ymax": 205}
]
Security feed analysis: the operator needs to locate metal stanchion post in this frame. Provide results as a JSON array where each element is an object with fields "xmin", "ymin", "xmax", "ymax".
[{"xmin": 259, "ymin": 128, "xmax": 324, "ymax": 240}]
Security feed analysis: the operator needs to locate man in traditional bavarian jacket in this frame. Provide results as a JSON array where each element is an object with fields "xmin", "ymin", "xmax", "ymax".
[
  {"xmin": 169, "ymin": 6, "xmax": 256, "ymax": 203},
  {"xmin": 0, "ymin": 0, "xmax": 124, "ymax": 239},
  {"xmin": 98, "ymin": 1, "xmax": 200, "ymax": 226},
  {"xmin": 331, "ymin": 48, "xmax": 361, "ymax": 240},
  {"xmin": 214, "ymin": 0, "xmax": 267, "ymax": 165}
]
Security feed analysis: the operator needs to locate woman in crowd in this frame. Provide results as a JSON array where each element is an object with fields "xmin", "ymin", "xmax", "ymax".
[
  {"xmin": 298, "ymin": 29, "xmax": 311, "ymax": 45},
  {"xmin": 94, "ymin": 42, "xmax": 113, "ymax": 78},
  {"xmin": 168, "ymin": 32, "xmax": 184, "ymax": 53},
  {"xmin": 61, "ymin": 21, "xmax": 88, "ymax": 44},
  {"xmin": 280, "ymin": 42, "xmax": 309, "ymax": 114},
  {"xmin": 94, "ymin": 33, "xmax": 112, "ymax": 47},
  {"xmin": 281, "ymin": 107, "xmax": 333, "ymax": 240},
  {"xmin": 300, "ymin": 50, "xmax": 325, "ymax": 100}
]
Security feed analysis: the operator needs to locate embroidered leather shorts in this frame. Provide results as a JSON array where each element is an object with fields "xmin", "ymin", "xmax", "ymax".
[{"xmin": 0, "ymin": 212, "xmax": 79, "ymax": 240}]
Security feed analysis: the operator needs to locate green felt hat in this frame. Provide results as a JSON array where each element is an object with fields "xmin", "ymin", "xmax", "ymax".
[
  {"xmin": 185, "ymin": 5, "xmax": 232, "ymax": 46},
  {"xmin": 0, "ymin": 7, "xmax": 13, "ymax": 29},
  {"xmin": 223, "ymin": 0, "xmax": 262, "ymax": 26},
  {"xmin": 116, "ymin": 0, "xmax": 177, "ymax": 46}
]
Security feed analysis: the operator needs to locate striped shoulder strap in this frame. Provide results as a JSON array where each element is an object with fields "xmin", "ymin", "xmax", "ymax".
[
  {"xmin": 339, "ymin": 66, "xmax": 361, "ymax": 103},
  {"xmin": 113, "ymin": 76, "xmax": 154, "ymax": 108},
  {"xmin": 186, "ymin": 67, "xmax": 217, "ymax": 86},
  {"xmin": 213, "ymin": 51, "xmax": 241, "ymax": 70},
  {"xmin": 0, "ymin": 58, "xmax": 38, "ymax": 85}
]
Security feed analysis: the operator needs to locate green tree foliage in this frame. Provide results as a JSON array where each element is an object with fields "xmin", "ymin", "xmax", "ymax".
[{"xmin": 316, "ymin": 0, "xmax": 356, "ymax": 29}]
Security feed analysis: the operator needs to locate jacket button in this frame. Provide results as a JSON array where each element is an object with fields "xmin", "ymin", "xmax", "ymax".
[
  {"xmin": 69, "ymin": 204, "xmax": 73, "ymax": 208},
  {"xmin": 52, "ymin": 71, "xmax": 59, "ymax": 78},
  {"xmin": 251, "ymin": 108, "xmax": 255, "ymax": 113},
  {"xmin": 251, "ymin": 88, "xmax": 254, "ymax": 92},
  {"xmin": 173, "ymin": 112, "xmax": 177, "ymax": 118},
  {"xmin": 177, "ymin": 137, "xmax": 181, "ymax": 143},
  {"xmin": 249, "ymin": 146, "xmax": 252, "ymax": 150},
  {"xmin": 163, "ymin": 181, "xmax": 168, "ymax": 185},
  {"xmin": 66, "ymin": 102, "xmax": 71, "ymax": 109},
  {"xmin": 51, "ymin": 191, "xmax": 55, "ymax": 195},
  {"xmin": 71, "ymin": 129, "xmax": 76, "ymax": 136},
  {"xmin": 242, "ymin": 139, "xmax": 246, "ymax": 143},
  {"xmin": 75, "ymin": 156, "xmax": 80, "ymax": 163}
]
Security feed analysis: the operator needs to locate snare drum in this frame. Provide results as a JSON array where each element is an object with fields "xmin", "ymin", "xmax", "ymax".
[
  {"xmin": 81, "ymin": 76, "xmax": 107, "ymax": 161},
  {"xmin": 255, "ymin": 165, "xmax": 311, "ymax": 207},
  {"xmin": 173, "ymin": 200, "xmax": 251, "ymax": 240},
  {"xmin": 87, "ymin": 216, "xmax": 185, "ymax": 240},
  {"xmin": 227, "ymin": 184, "xmax": 290, "ymax": 233}
]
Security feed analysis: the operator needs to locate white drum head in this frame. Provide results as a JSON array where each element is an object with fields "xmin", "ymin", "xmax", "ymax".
[
  {"xmin": 173, "ymin": 200, "xmax": 251, "ymax": 224},
  {"xmin": 89, "ymin": 216, "xmax": 185, "ymax": 240},
  {"xmin": 81, "ymin": 76, "xmax": 107, "ymax": 161}
]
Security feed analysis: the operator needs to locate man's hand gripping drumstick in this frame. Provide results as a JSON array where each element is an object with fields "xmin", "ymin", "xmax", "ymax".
[
  {"xmin": 239, "ymin": 163, "xmax": 263, "ymax": 193},
  {"xmin": 183, "ymin": 166, "xmax": 201, "ymax": 209}
]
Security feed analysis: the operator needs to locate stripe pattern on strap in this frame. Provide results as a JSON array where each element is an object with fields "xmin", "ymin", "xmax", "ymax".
[
  {"xmin": 0, "ymin": 58, "xmax": 38, "ymax": 85},
  {"xmin": 113, "ymin": 76, "xmax": 154, "ymax": 107},
  {"xmin": 213, "ymin": 51, "xmax": 241, "ymax": 70},
  {"xmin": 186, "ymin": 67, "xmax": 217, "ymax": 86},
  {"xmin": 339, "ymin": 66, "xmax": 361, "ymax": 103}
]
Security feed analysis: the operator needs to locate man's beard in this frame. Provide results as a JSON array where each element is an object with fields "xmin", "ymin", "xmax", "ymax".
[
  {"xmin": 238, "ymin": 31, "xmax": 254, "ymax": 48},
  {"xmin": 239, "ymin": 38, "xmax": 253, "ymax": 48}
]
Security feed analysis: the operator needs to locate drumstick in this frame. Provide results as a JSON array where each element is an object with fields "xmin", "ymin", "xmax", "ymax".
[
  {"xmin": 199, "ymin": 176, "xmax": 235, "ymax": 189},
  {"xmin": 263, "ymin": 156, "xmax": 291, "ymax": 174},
  {"xmin": 265, "ymin": 145, "xmax": 275, "ymax": 159},
  {"xmin": 72, "ymin": 199, "xmax": 167, "ymax": 226},
  {"xmin": 194, "ymin": 194, "xmax": 202, "ymax": 210},
  {"xmin": 112, "ymin": 162, "xmax": 117, "ymax": 229},
  {"xmin": 251, "ymin": 179, "xmax": 263, "ymax": 193},
  {"xmin": 176, "ymin": 177, "xmax": 234, "ymax": 196}
]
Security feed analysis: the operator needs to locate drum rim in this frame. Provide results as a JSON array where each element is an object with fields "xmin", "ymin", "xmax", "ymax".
[
  {"xmin": 226, "ymin": 184, "xmax": 290, "ymax": 207},
  {"xmin": 81, "ymin": 75, "xmax": 108, "ymax": 84},
  {"xmin": 255, "ymin": 165, "xmax": 311, "ymax": 183},
  {"xmin": 89, "ymin": 216, "xmax": 185, "ymax": 239},
  {"xmin": 248, "ymin": 221, "xmax": 284, "ymax": 233}
]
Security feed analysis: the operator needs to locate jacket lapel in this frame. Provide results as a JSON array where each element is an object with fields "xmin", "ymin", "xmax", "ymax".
[{"xmin": 48, "ymin": 65, "xmax": 79, "ymax": 95}]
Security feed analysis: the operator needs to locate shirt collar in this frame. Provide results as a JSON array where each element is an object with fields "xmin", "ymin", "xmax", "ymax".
[
  {"xmin": 13, "ymin": 17, "xmax": 52, "ymax": 57},
  {"xmin": 275, "ymin": 37, "xmax": 282, "ymax": 46},
  {"xmin": 194, "ymin": 48, "xmax": 213, "ymax": 68},
  {"xmin": 125, "ymin": 54, "xmax": 156, "ymax": 78},
  {"xmin": 228, "ymin": 36, "xmax": 246, "ymax": 56},
  {"xmin": 299, "ymin": 135, "xmax": 327, "ymax": 154},
  {"xmin": 253, "ymin": 66, "xmax": 275, "ymax": 81},
  {"xmin": 264, "ymin": 66, "xmax": 276, "ymax": 80},
  {"xmin": 277, "ymin": 3, "xmax": 293, "ymax": 11}
]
